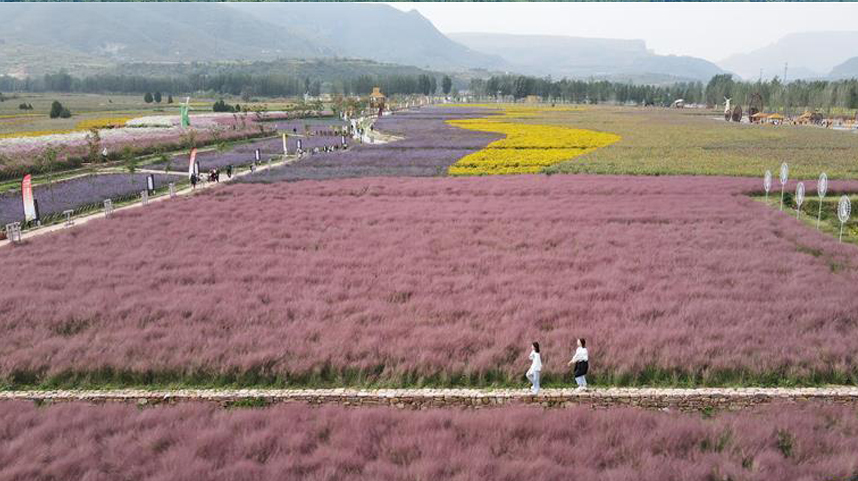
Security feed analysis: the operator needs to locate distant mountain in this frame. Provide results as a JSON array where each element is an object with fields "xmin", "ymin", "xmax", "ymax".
[
  {"xmin": 720, "ymin": 31, "xmax": 858, "ymax": 81},
  {"xmin": 829, "ymin": 57, "xmax": 858, "ymax": 80},
  {"xmin": 227, "ymin": 3, "xmax": 505, "ymax": 72},
  {"xmin": 0, "ymin": 2, "xmax": 503, "ymax": 78},
  {"xmin": 449, "ymin": 33, "xmax": 726, "ymax": 83},
  {"xmin": 0, "ymin": 3, "xmax": 326, "ymax": 65}
]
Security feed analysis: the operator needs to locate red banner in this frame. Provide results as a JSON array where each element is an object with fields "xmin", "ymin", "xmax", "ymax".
[
  {"xmin": 22, "ymin": 174, "xmax": 36, "ymax": 222},
  {"xmin": 188, "ymin": 148, "xmax": 197, "ymax": 179}
]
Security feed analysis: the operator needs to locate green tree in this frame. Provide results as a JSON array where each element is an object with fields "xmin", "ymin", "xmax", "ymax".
[
  {"xmin": 49, "ymin": 100, "xmax": 64, "ymax": 119},
  {"xmin": 167, "ymin": 94, "xmax": 174, "ymax": 104},
  {"xmin": 144, "ymin": 92, "xmax": 154, "ymax": 103},
  {"xmin": 154, "ymin": 91, "xmax": 162, "ymax": 103},
  {"xmin": 442, "ymin": 75, "xmax": 452, "ymax": 95}
]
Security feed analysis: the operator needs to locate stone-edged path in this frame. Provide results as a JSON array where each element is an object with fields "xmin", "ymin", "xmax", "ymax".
[{"xmin": 4, "ymin": 387, "xmax": 858, "ymax": 412}]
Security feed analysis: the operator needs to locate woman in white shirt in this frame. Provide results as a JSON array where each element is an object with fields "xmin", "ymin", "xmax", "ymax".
[
  {"xmin": 568, "ymin": 338, "xmax": 589, "ymax": 390},
  {"xmin": 526, "ymin": 342, "xmax": 542, "ymax": 394}
]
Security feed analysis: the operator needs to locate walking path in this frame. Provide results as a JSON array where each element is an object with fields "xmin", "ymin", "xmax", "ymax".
[{"xmin": 3, "ymin": 387, "xmax": 857, "ymax": 411}]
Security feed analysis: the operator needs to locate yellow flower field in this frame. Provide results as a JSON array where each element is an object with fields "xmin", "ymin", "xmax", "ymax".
[
  {"xmin": 74, "ymin": 116, "xmax": 135, "ymax": 130},
  {"xmin": 447, "ymin": 106, "xmax": 621, "ymax": 176},
  {"xmin": 0, "ymin": 116, "xmax": 135, "ymax": 139}
]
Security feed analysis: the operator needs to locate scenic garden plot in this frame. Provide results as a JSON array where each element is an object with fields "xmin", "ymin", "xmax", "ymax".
[
  {"xmin": 1, "ymin": 401, "xmax": 856, "ymax": 480},
  {"xmin": 536, "ymin": 106, "xmax": 858, "ymax": 178},
  {"xmin": 241, "ymin": 108, "xmax": 503, "ymax": 182},
  {"xmin": 0, "ymin": 173, "xmax": 177, "ymax": 226},
  {"xmin": 446, "ymin": 105, "xmax": 621, "ymax": 175},
  {"xmin": 3, "ymin": 175, "xmax": 858, "ymax": 388},
  {"xmin": 0, "ymin": 108, "xmax": 312, "ymax": 182}
]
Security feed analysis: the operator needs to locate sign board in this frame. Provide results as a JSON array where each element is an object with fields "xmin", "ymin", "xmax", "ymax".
[{"xmin": 21, "ymin": 174, "xmax": 36, "ymax": 222}]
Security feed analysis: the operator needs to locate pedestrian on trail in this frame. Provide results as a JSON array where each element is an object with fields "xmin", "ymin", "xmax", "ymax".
[
  {"xmin": 190, "ymin": 173, "xmax": 198, "ymax": 189},
  {"xmin": 526, "ymin": 342, "xmax": 542, "ymax": 395},
  {"xmin": 568, "ymin": 338, "xmax": 589, "ymax": 390}
]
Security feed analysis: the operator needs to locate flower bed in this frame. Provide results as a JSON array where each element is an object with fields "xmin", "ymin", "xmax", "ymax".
[
  {"xmin": 447, "ymin": 107, "xmax": 621, "ymax": 176},
  {"xmin": 242, "ymin": 107, "xmax": 502, "ymax": 182},
  {"xmin": 0, "ymin": 402, "xmax": 855, "ymax": 480},
  {"xmin": 0, "ymin": 173, "xmax": 177, "ymax": 226},
  {"xmin": 2, "ymin": 175, "xmax": 858, "ymax": 387}
]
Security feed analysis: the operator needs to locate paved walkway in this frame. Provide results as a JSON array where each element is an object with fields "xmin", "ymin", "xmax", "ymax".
[{"xmin": 3, "ymin": 387, "xmax": 857, "ymax": 411}]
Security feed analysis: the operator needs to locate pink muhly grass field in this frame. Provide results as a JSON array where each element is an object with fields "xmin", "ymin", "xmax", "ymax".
[
  {"xmin": 0, "ymin": 401, "xmax": 856, "ymax": 481},
  {"xmin": 1, "ymin": 175, "xmax": 858, "ymax": 386}
]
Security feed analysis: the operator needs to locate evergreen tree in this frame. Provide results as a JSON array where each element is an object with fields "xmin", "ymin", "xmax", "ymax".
[
  {"xmin": 154, "ymin": 91, "xmax": 162, "ymax": 103},
  {"xmin": 442, "ymin": 75, "xmax": 452, "ymax": 95},
  {"xmin": 49, "ymin": 100, "xmax": 64, "ymax": 119},
  {"xmin": 144, "ymin": 92, "xmax": 153, "ymax": 103},
  {"xmin": 167, "ymin": 94, "xmax": 174, "ymax": 104}
]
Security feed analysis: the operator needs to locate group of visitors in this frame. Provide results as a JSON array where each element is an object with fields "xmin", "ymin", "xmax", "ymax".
[
  {"xmin": 207, "ymin": 168, "xmax": 221, "ymax": 183},
  {"xmin": 526, "ymin": 338, "xmax": 589, "ymax": 394}
]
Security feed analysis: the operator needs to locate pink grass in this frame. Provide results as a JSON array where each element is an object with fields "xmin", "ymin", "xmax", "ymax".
[
  {"xmin": 1, "ymin": 175, "xmax": 858, "ymax": 385},
  {"xmin": 0, "ymin": 401, "xmax": 856, "ymax": 480}
]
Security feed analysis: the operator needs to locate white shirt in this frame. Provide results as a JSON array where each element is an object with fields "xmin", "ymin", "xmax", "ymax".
[
  {"xmin": 528, "ymin": 350, "xmax": 542, "ymax": 373},
  {"xmin": 571, "ymin": 347, "xmax": 588, "ymax": 363}
]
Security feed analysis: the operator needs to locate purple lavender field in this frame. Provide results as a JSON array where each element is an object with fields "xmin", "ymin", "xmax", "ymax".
[
  {"xmin": 0, "ymin": 173, "xmax": 177, "ymax": 226},
  {"xmin": 146, "ymin": 119, "xmax": 348, "ymax": 173},
  {"xmin": 241, "ymin": 107, "xmax": 502, "ymax": 182}
]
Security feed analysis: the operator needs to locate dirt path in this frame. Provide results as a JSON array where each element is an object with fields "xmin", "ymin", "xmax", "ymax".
[{"xmin": 3, "ymin": 387, "xmax": 856, "ymax": 412}]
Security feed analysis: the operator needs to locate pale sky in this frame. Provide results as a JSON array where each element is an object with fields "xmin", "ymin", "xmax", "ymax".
[{"xmin": 386, "ymin": 2, "xmax": 858, "ymax": 63}]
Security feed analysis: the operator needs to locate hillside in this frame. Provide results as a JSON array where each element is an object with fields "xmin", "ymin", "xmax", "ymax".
[
  {"xmin": 829, "ymin": 56, "xmax": 858, "ymax": 80},
  {"xmin": 720, "ymin": 31, "xmax": 858, "ymax": 81},
  {"xmin": 227, "ymin": 3, "xmax": 505, "ymax": 71},
  {"xmin": 0, "ymin": 2, "xmax": 502, "ymax": 77}
]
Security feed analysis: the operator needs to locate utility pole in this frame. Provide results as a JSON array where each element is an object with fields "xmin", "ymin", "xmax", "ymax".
[{"xmin": 783, "ymin": 62, "xmax": 789, "ymax": 117}]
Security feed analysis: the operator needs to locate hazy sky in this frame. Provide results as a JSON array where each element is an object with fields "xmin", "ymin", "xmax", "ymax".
[{"xmin": 386, "ymin": 3, "xmax": 858, "ymax": 62}]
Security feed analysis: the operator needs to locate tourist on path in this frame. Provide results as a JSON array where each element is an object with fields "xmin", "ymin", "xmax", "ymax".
[
  {"xmin": 190, "ymin": 173, "xmax": 197, "ymax": 189},
  {"xmin": 526, "ymin": 342, "xmax": 542, "ymax": 395},
  {"xmin": 568, "ymin": 338, "xmax": 589, "ymax": 390}
]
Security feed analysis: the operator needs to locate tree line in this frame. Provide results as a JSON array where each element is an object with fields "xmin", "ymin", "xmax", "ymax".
[
  {"xmin": 0, "ymin": 71, "xmax": 456, "ymax": 98},
  {"xmin": 470, "ymin": 74, "xmax": 858, "ymax": 112}
]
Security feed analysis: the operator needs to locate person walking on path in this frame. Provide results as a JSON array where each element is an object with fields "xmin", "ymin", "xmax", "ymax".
[
  {"xmin": 526, "ymin": 342, "xmax": 542, "ymax": 395},
  {"xmin": 568, "ymin": 338, "xmax": 589, "ymax": 390},
  {"xmin": 190, "ymin": 173, "xmax": 198, "ymax": 190}
]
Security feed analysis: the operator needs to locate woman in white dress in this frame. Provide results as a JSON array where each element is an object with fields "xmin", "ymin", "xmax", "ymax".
[{"xmin": 526, "ymin": 342, "xmax": 542, "ymax": 394}]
